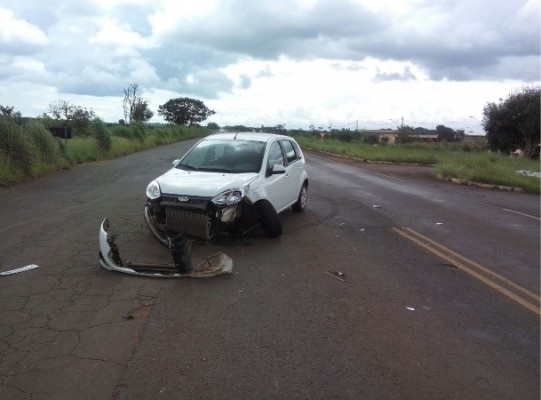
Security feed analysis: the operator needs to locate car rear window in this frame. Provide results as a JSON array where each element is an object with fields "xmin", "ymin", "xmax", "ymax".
[{"xmin": 281, "ymin": 140, "xmax": 298, "ymax": 163}]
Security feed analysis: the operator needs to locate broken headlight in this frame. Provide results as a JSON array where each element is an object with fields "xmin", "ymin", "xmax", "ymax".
[{"xmin": 212, "ymin": 188, "xmax": 245, "ymax": 207}]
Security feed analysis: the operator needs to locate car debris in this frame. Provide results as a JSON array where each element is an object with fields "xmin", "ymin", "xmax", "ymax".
[
  {"xmin": 323, "ymin": 271, "xmax": 346, "ymax": 283},
  {"xmin": 516, "ymin": 170, "xmax": 541, "ymax": 178},
  {"xmin": 98, "ymin": 219, "xmax": 233, "ymax": 278},
  {"xmin": 0, "ymin": 264, "xmax": 39, "ymax": 276}
]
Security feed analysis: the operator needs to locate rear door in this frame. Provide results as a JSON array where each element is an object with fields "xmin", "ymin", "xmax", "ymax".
[{"xmin": 281, "ymin": 139, "xmax": 304, "ymax": 204}]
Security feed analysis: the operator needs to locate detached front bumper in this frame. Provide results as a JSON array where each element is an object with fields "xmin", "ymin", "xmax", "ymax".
[{"xmin": 98, "ymin": 219, "xmax": 233, "ymax": 278}]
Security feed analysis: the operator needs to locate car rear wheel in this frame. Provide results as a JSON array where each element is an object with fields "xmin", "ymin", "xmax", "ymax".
[
  {"xmin": 292, "ymin": 182, "xmax": 308, "ymax": 212},
  {"xmin": 256, "ymin": 200, "xmax": 283, "ymax": 238}
]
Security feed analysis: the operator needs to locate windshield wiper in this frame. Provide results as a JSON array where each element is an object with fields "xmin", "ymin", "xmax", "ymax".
[
  {"xmin": 177, "ymin": 164, "xmax": 198, "ymax": 171},
  {"xmin": 197, "ymin": 167, "xmax": 229, "ymax": 173}
]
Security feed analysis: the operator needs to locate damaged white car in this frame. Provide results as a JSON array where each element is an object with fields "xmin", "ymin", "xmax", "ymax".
[{"xmin": 144, "ymin": 132, "xmax": 308, "ymax": 245}]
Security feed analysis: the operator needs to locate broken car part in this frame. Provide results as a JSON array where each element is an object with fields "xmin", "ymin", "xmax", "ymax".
[
  {"xmin": 99, "ymin": 219, "xmax": 232, "ymax": 278},
  {"xmin": 0, "ymin": 264, "xmax": 39, "ymax": 276}
]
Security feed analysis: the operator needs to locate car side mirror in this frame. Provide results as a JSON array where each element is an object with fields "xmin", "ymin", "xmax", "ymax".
[
  {"xmin": 271, "ymin": 164, "xmax": 286, "ymax": 175},
  {"xmin": 172, "ymin": 159, "xmax": 181, "ymax": 167}
]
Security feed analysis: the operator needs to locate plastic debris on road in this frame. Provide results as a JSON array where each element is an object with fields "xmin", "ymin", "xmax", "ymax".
[
  {"xmin": 0, "ymin": 264, "xmax": 39, "ymax": 276},
  {"xmin": 323, "ymin": 271, "xmax": 346, "ymax": 282},
  {"xmin": 99, "ymin": 218, "xmax": 233, "ymax": 278}
]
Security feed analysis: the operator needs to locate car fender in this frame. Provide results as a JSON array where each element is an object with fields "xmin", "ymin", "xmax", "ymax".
[{"xmin": 245, "ymin": 182, "xmax": 269, "ymax": 204}]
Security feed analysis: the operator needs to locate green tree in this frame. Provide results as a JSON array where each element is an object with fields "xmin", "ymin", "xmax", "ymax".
[
  {"xmin": 483, "ymin": 86, "xmax": 540, "ymax": 158},
  {"xmin": 436, "ymin": 125, "xmax": 463, "ymax": 142},
  {"xmin": 48, "ymin": 100, "xmax": 95, "ymax": 133},
  {"xmin": 132, "ymin": 99, "xmax": 154, "ymax": 122},
  {"xmin": 0, "ymin": 105, "xmax": 14, "ymax": 115},
  {"xmin": 0, "ymin": 105, "xmax": 23, "ymax": 124},
  {"xmin": 157, "ymin": 98, "xmax": 215, "ymax": 126},
  {"xmin": 122, "ymin": 83, "xmax": 153, "ymax": 123},
  {"xmin": 396, "ymin": 125, "xmax": 417, "ymax": 143}
]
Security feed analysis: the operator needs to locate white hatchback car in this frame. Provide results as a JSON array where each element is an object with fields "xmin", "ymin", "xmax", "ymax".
[{"xmin": 145, "ymin": 132, "xmax": 308, "ymax": 244}]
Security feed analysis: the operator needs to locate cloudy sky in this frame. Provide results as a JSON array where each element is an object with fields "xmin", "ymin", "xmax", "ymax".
[{"xmin": 0, "ymin": 0, "xmax": 539, "ymax": 132}]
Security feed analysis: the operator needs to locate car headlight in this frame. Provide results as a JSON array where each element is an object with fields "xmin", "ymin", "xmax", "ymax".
[
  {"xmin": 146, "ymin": 180, "xmax": 161, "ymax": 200},
  {"xmin": 212, "ymin": 188, "xmax": 245, "ymax": 207}
]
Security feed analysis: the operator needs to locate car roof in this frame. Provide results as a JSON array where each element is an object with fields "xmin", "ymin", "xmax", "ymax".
[{"xmin": 203, "ymin": 132, "xmax": 294, "ymax": 143}]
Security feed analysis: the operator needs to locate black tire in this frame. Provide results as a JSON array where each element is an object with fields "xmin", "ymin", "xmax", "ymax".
[
  {"xmin": 256, "ymin": 200, "xmax": 283, "ymax": 238},
  {"xmin": 292, "ymin": 182, "xmax": 308, "ymax": 212}
]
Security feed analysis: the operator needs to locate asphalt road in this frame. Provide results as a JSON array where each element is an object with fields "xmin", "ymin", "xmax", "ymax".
[{"xmin": 0, "ymin": 140, "xmax": 539, "ymax": 400}]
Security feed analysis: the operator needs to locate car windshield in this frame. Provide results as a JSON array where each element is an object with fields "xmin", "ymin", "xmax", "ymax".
[{"xmin": 176, "ymin": 139, "xmax": 266, "ymax": 174}]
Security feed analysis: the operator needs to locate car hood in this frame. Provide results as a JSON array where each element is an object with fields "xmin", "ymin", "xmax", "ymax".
[{"xmin": 156, "ymin": 168, "xmax": 258, "ymax": 197}]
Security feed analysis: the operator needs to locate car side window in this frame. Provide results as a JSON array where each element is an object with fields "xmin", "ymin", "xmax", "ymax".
[
  {"xmin": 281, "ymin": 140, "xmax": 298, "ymax": 164},
  {"xmin": 267, "ymin": 142, "xmax": 284, "ymax": 170}
]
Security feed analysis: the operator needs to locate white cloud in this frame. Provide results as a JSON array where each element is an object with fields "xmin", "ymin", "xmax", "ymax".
[
  {"xmin": 0, "ymin": 7, "xmax": 48, "ymax": 46},
  {"xmin": 90, "ymin": 19, "xmax": 152, "ymax": 48},
  {"xmin": 0, "ymin": 0, "xmax": 538, "ymax": 132}
]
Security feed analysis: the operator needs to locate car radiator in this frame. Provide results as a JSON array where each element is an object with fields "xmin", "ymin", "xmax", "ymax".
[{"xmin": 165, "ymin": 208, "xmax": 212, "ymax": 240}]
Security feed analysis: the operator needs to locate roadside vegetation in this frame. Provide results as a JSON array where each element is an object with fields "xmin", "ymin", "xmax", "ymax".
[
  {"xmin": 0, "ymin": 115, "xmax": 210, "ymax": 186},
  {"xmin": 1, "ymin": 84, "xmax": 538, "ymax": 192},
  {"xmin": 296, "ymin": 136, "xmax": 540, "ymax": 193},
  {"xmin": 0, "ymin": 84, "xmax": 217, "ymax": 186}
]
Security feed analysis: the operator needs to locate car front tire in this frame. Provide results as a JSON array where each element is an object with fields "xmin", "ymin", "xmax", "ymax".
[{"xmin": 256, "ymin": 200, "xmax": 283, "ymax": 238}]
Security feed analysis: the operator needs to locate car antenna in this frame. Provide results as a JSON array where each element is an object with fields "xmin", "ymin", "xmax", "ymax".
[{"xmin": 234, "ymin": 131, "xmax": 239, "ymax": 140}]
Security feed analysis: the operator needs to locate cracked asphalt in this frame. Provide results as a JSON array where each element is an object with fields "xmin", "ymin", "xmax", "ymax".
[
  {"xmin": 0, "ymin": 140, "xmax": 538, "ymax": 400},
  {"xmin": 0, "ymin": 144, "xmax": 185, "ymax": 399}
]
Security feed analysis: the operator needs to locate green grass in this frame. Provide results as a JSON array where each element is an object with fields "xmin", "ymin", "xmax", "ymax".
[
  {"xmin": 296, "ymin": 136, "xmax": 540, "ymax": 193},
  {"xmin": 0, "ymin": 119, "xmax": 212, "ymax": 186},
  {"xmin": 2, "ymin": 121, "xmax": 539, "ymax": 193},
  {"xmin": 435, "ymin": 153, "xmax": 540, "ymax": 193}
]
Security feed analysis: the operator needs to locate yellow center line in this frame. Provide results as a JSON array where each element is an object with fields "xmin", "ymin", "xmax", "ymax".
[{"xmin": 392, "ymin": 227, "xmax": 540, "ymax": 316}]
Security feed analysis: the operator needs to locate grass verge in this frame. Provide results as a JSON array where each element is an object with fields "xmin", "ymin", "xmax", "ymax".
[
  {"xmin": 296, "ymin": 136, "xmax": 540, "ymax": 193},
  {"xmin": 0, "ymin": 118, "xmax": 211, "ymax": 186}
]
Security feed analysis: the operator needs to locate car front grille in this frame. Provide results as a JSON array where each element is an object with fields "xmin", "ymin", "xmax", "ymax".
[
  {"xmin": 161, "ymin": 195, "xmax": 210, "ymax": 210},
  {"xmin": 165, "ymin": 208, "xmax": 212, "ymax": 239}
]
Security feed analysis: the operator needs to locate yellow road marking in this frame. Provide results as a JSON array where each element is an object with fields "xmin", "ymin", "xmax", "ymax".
[{"xmin": 392, "ymin": 227, "xmax": 540, "ymax": 316}]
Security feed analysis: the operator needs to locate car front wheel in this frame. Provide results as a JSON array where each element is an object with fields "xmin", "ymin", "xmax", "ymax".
[
  {"xmin": 256, "ymin": 200, "xmax": 283, "ymax": 238},
  {"xmin": 292, "ymin": 182, "xmax": 308, "ymax": 212}
]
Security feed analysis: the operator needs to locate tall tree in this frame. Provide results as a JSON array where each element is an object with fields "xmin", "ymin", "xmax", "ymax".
[
  {"xmin": 483, "ymin": 86, "xmax": 540, "ymax": 158},
  {"xmin": 157, "ymin": 98, "xmax": 215, "ymax": 126},
  {"xmin": 123, "ymin": 83, "xmax": 153, "ymax": 123}
]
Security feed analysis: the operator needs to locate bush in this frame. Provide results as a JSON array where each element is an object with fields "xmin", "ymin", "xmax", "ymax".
[
  {"xmin": 91, "ymin": 118, "xmax": 112, "ymax": 151},
  {"xmin": 24, "ymin": 120, "xmax": 61, "ymax": 163},
  {"xmin": 111, "ymin": 124, "xmax": 134, "ymax": 139},
  {"xmin": 131, "ymin": 122, "xmax": 146, "ymax": 142},
  {"xmin": 0, "ymin": 116, "xmax": 33, "ymax": 176}
]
